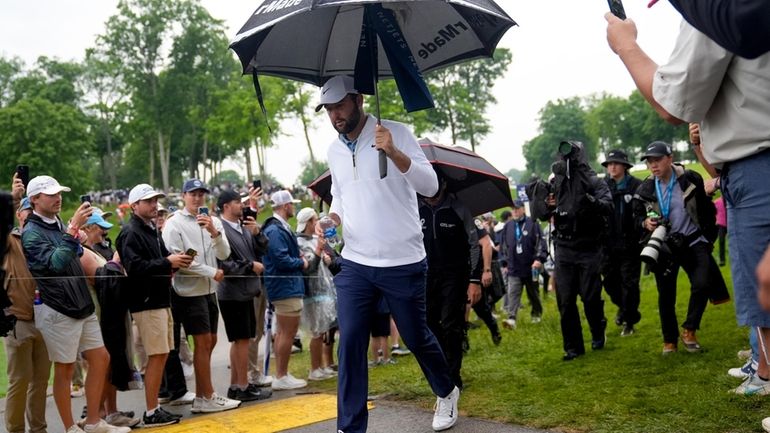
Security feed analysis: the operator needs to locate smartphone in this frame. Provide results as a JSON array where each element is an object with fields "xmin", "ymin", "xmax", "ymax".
[
  {"xmin": 242, "ymin": 207, "xmax": 258, "ymax": 221},
  {"xmin": 15, "ymin": 165, "xmax": 30, "ymax": 188},
  {"xmin": 252, "ymin": 179, "xmax": 262, "ymax": 190},
  {"xmin": 198, "ymin": 206, "xmax": 209, "ymax": 216},
  {"xmin": 607, "ymin": 0, "xmax": 626, "ymax": 19},
  {"xmin": 80, "ymin": 195, "xmax": 92, "ymax": 204},
  {"xmin": 185, "ymin": 248, "xmax": 198, "ymax": 258}
]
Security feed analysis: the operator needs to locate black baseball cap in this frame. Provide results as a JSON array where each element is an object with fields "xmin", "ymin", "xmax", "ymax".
[
  {"xmin": 217, "ymin": 189, "xmax": 242, "ymax": 211},
  {"xmin": 640, "ymin": 141, "xmax": 673, "ymax": 161},
  {"xmin": 512, "ymin": 199, "xmax": 525, "ymax": 208},
  {"xmin": 182, "ymin": 178, "xmax": 210, "ymax": 193},
  {"xmin": 602, "ymin": 149, "xmax": 633, "ymax": 168}
]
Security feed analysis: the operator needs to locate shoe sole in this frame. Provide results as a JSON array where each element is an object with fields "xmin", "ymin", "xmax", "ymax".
[
  {"xmin": 308, "ymin": 376, "xmax": 333, "ymax": 381},
  {"xmin": 168, "ymin": 399, "xmax": 194, "ymax": 406},
  {"xmin": 433, "ymin": 418, "xmax": 458, "ymax": 431},
  {"xmin": 109, "ymin": 419, "xmax": 141, "ymax": 428},
  {"xmin": 143, "ymin": 419, "xmax": 180, "ymax": 427},
  {"xmin": 191, "ymin": 404, "xmax": 241, "ymax": 413},
  {"xmin": 272, "ymin": 385, "xmax": 308, "ymax": 390}
]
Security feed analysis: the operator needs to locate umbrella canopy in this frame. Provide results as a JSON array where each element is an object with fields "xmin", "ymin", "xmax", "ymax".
[
  {"xmin": 229, "ymin": 0, "xmax": 516, "ymax": 86},
  {"xmin": 308, "ymin": 138, "xmax": 513, "ymax": 216}
]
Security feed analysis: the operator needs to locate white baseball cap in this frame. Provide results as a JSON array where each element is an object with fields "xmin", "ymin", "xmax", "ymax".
[
  {"xmin": 315, "ymin": 75, "xmax": 359, "ymax": 112},
  {"xmin": 26, "ymin": 176, "xmax": 71, "ymax": 198},
  {"xmin": 128, "ymin": 184, "xmax": 166, "ymax": 205},
  {"xmin": 270, "ymin": 190, "xmax": 300, "ymax": 207},
  {"xmin": 296, "ymin": 207, "xmax": 317, "ymax": 233}
]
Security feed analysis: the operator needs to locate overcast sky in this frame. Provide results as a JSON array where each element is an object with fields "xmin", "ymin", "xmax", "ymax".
[{"xmin": 0, "ymin": 0, "xmax": 683, "ymax": 186}]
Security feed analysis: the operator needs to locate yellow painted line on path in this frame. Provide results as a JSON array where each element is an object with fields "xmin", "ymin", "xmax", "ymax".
[{"xmin": 147, "ymin": 394, "xmax": 374, "ymax": 433}]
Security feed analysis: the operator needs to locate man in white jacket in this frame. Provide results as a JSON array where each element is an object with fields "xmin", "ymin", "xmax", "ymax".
[
  {"xmin": 316, "ymin": 76, "xmax": 459, "ymax": 433},
  {"xmin": 162, "ymin": 178, "xmax": 240, "ymax": 413}
]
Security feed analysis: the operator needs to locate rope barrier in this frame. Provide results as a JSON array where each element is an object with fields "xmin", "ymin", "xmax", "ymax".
[{"xmin": 4, "ymin": 274, "xmax": 330, "ymax": 281}]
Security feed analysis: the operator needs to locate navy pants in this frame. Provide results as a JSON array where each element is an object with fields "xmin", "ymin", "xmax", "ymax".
[{"xmin": 334, "ymin": 258, "xmax": 454, "ymax": 433}]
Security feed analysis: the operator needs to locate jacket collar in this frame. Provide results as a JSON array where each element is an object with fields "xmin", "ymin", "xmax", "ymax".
[{"xmin": 337, "ymin": 114, "xmax": 378, "ymax": 149}]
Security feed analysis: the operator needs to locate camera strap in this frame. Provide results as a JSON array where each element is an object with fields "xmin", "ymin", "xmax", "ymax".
[{"xmin": 655, "ymin": 171, "xmax": 677, "ymax": 219}]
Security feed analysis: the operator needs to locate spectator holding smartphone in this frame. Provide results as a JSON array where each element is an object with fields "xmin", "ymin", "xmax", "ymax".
[
  {"xmin": 161, "ymin": 179, "xmax": 238, "ymax": 413},
  {"xmin": 22, "ymin": 175, "xmax": 127, "ymax": 433},
  {"xmin": 117, "ymin": 184, "xmax": 193, "ymax": 426}
]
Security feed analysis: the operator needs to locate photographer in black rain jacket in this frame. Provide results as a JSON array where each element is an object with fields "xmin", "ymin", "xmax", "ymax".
[
  {"xmin": 545, "ymin": 140, "xmax": 613, "ymax": 361},
  {"xmin": 601, "ymin": 150, "xmax": 644, "ymax": 337}
]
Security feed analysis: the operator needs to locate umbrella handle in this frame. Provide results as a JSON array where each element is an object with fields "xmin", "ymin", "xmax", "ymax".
[
  {"xmin": 375, "ymin": 87, "xmax": 387, "ymax": 179},
  {"xmin": 379, "ymin": 150, "xmax": 387, "ymax": 179}
]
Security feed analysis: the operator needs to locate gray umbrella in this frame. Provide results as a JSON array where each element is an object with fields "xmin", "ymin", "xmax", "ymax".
[{"xmin": 229, "ymin": 0, "xmax": 516, "ymax": 86}]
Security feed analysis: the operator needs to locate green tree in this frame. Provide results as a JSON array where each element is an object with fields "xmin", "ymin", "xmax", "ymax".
[
  {"xmin": 297, "ymin": 159, "xmax": 328, "ymax": 186},
  {"xmin": 206, "ymin": 75, "xmax": 289, "ymax": 183},
  {"xmin": 522, "ymin": 97, "xmax": 594, "ymax": 177},
  {"xmin": 10, "ymin": 57, "xmax": 83, "ymax": 106},
  {"xmin": 0, "ymin": 56, "xmax": 23, "ymax": 108},
  {"xmin": 424, "ymin": 48, "xmax": 512, "ymax": 151},
  {"xmin": 165, "ymin": 2, "xmax": 239, "ymax": 182},
  {"xmin": 282, "ymin": 81, "xmax": 322, "ymax": 164},
  {"xmin": 0, "ymin": 98, "xmax": 95, "ymax": 194},
  {"xmin": 82, "ymin": 47, "xmax": 128, "ymax": 190},
  {"xmin": 505, "ymin": 167, "xmax": 526, "ymax": 184},
  {"xmin": 99, "ymin": 0, "xmax": 184, "ymax": 190},
  {"xmin": 585, "ymin": 90, "xmax": 689, "ymax": 161},
  {"xmin": 210, "ymin": 169, "xmax": 243, "ymax": 186}
]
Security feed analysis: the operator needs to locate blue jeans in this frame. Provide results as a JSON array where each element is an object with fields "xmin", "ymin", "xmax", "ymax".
[
  {"xmin": 722, "ymin": 149, "xmax": 770, "ymax": 328},
  {"xmin": 334, "ymin": 258, "xmax": 454, "ymax": 433}
]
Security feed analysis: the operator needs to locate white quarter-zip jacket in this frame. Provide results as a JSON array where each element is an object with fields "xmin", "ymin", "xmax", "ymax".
[
  {"xmin": 328, "ymin": 115, "xmax": 438, "ymax": 267},
  {"xmin": 162, "ymin": 208, "xmax": 231, "ymax": 297}
]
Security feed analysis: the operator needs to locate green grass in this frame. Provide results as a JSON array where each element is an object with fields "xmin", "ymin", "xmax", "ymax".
[
  {"xmin": 295, "ymin": 257, "xmax": 768, "ymax": 433},
  {"xmin": 7, "ymin": 190, "xmax": 760, "ymax": 431}
]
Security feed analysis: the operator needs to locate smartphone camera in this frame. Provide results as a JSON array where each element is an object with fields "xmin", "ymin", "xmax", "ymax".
[
  {"xmin": 80, "ymin": 195, "xmax": 92, "ymax": 204},
  {"xmin": 15, "ymin": 165, "xmax": 30, "ymax": 188},
  {"xmin": 197, "ymin": 207, "xmax": 209, "ymax": 226}
]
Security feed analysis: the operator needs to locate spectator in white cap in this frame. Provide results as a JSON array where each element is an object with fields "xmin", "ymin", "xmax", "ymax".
[
  {"xmin": 295, "ymin": 207, "xmax": 338, "ymax": 382},
  {"xmin": 262, "ymin": 190, "xmax": 309, "ymax": 390},
  {"xmin": 22, "ymin": 175, "xmax": 129, "ymax": 433},
  {"xmin": 117, "ymin": 183, "xmax": 194, "ymax": 426}
]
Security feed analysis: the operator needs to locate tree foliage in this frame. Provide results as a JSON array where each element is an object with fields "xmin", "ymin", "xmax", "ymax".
[
  {"xmin": 524, "ymin": 91, "xmax": 690, "ymax": 178},
  {"xmin": 297, "ymin": 159, "xmax": 329, "ymax": 187},
  {"xmin": 0, "ymin": 98, "xmax": 95, "ymax": 195},
  {"xmin": 370, "ymin": 48, "xmax": 512, "ymax": 150},
  {"xmin": 523, "ymin": 97, "xmax": 593, "ymax": 178}
]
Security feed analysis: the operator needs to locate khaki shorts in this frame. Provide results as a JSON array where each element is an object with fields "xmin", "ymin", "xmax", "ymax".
[
  {"xmin": 35, "ymin": 303, "xmax": 104, "ymax": 364},
  {"xmin": 132, "ymin": 308, "xmax": 174, "ymax": 356},
  {"xmin": 272, "ymin": 297, "xmax": 303, "ymax": 317}
]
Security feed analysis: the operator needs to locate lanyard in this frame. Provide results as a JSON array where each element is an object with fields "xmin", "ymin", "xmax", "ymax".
[
  {"xmin": 515, "ymin": 221, "xmax": 523, "ymax": 241},
  {"xmin": 655, "ymin": 171, "xmax": 677, "ymax": 219}
]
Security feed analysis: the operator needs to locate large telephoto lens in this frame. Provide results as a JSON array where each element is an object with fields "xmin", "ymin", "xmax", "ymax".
[{"xmin": 640, "ymin": 225, "xmax": 668, "ymax": 266}]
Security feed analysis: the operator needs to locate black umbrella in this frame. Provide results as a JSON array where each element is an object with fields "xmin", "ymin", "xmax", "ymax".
[
  {"xmin": 230, "ymin": 0, "xmax": 516, "ymax": 178},
  {"xmin": 308, "ymin": 138, "xmax": 513, "ymax": 216}
]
